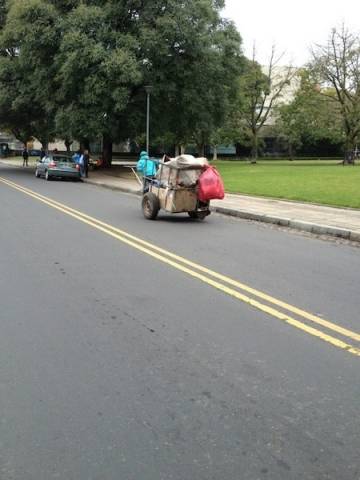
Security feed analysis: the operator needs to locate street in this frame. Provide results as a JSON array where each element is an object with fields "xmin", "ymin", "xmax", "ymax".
[{"xmin": 0, "ymin": 165, "xmax": 359, "ymax": 480}]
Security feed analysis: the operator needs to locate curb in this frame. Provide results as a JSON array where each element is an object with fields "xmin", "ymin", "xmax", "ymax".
[
  {"xmin": 86, "ymin": 178, "xmax": 360, "ymax": 243},
  {"xmin": 211, "ymin": 205, "xmax": 360, "ymax": 242},
  {"xmin": 84, "ymin": 179, "xmax": 141, "ymax": 196}
]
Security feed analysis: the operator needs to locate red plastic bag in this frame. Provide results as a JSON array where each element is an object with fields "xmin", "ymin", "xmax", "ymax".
[{"xmin": 198, "ymin": 166, "xmax": 225, "ymax": 201}]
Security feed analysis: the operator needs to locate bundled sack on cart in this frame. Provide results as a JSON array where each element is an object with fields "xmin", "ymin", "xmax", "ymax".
[
  {"xmin": 197, "ymin": 165, "xmax": 225, "ymax": 201},
  {"xmin": 156, "ymin": 155, "xmax": 208, "ymax": 187}
]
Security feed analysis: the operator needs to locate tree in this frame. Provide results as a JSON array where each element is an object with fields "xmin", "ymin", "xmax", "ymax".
[
  {"xmin": 0, "ymin": 0, "xmax": 7, "ymax": 29},
  {"xmin": 310, "ymin": 25, "xmax": 360, "ymax": 164},
  {"xmin": 0, "ymin": 0, "xmax": 59, "ymax": 147},
  {"xmin": 275, "ymin": 69, "xmax": 343, "ymax": 158},
  {"xmin": 54, "ymin": 0, "xmax": 243, "ymax": 163},
  {"xmin": 209, "ymin": 95, "xmax": 245, "ymax": 160},
  {"xmin": 239, "ymin": 46, "xmax": 296, "ymax": 162},
  {"xmin": 54, "ymin": 2, "xmax": 142, "ymax": 165},
  {"xmin": 135, "ymin": 0, "xmax": 243, "ymax": 156},
  {"xmin": 0, "ymin": 0, "xmax": 243, "ymax": 163},
  {"xmin": 209, "ymin": 126, "xmax": 234, "ymax": 161}
]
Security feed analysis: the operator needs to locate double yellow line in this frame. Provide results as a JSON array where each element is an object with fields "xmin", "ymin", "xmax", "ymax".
[{"xmin": 1, "ymin": 175, "xmax": 359, "ymax": 357}]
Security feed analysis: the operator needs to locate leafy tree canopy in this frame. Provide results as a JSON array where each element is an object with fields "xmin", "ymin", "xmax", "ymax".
[
  {"xmin": 309, "ymin": 25, "xmax": 360, "ymax": 162},
  {"xmin": 0, "ymin": 0, "xmax": 243, "ymax": 160},
  {"xmin": 275, "ymin": 69, "xmax": 343, "ymax": 157}
]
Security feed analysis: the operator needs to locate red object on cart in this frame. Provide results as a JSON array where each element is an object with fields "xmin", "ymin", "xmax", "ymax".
[{"xmin": 198, "ymin": 166, "xmax": 225, "ymax": 201}]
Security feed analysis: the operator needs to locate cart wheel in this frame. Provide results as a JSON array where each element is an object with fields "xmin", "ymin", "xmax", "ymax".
[
  {"xmin": 142, "ymin": 192, "xmax": 160, "ymax": 220},
  {"xmin": 188, "ymin": 210, "xmax": 210, "ymax": 220}
]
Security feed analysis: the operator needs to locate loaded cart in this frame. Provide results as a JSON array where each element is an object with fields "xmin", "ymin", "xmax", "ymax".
[{"xmin": 141, "ymin": 155, "xmax": 211, "ymax": 220}]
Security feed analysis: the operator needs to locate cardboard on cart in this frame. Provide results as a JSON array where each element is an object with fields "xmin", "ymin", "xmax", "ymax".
[
  {"xmin": 156, "ymin": 155, "xmax": 208, "ymax": 187},
  {"xmin": 156, "ymin": 186, "xmax": 197, "ymax": 213}
]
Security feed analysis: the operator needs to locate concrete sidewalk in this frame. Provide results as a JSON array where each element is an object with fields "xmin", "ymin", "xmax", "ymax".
[{"xmin": 84, "ymin": 166, "xmax": 360, "ymax": 242}]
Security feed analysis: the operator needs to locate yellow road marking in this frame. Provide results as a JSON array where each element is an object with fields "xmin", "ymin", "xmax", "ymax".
[
  {"xmin": 2, "ymin": 176, "xmax": 359, "ymax": 343},
  {"xmin": 1, "ymin": 176, "xmax": 359, "ymax": 357}
]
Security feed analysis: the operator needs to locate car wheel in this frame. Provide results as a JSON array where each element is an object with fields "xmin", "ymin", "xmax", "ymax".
[
  {"xmin": 35, "ymin": 168, "xmax": 40, "ymax": 178},
  {"xmin": 142, "ymin": 193, "xmax": 160, "ymax": 220},
  {"xmin": 45, "ymin": 170, "xmax": 51, "ymax": 181}
]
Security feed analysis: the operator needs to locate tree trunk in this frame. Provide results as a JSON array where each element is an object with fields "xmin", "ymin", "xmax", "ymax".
[
  {"xmin": 102, "ymin": 134, "xmax": 113, "ymax": 167},
  {"xmin": 36, "ymin": 134, "xmax": 49, "ymax": 150},
  {"xmin": 250, "ymin": 130, "xmax": 258, "ymax": 163},
  {"xmin": 80, "ymin": 138, "xmax": 90, "ymax": 151},
  {"xmin": 197, "ymin": 143, "xmax": 205, "ymax": 157},
  {"xmin": 288, "ymin": 142, "xmax": 294, "ymax": 160},
  {"xmin": 342, "ymin": 130, "xmax": 356, "ymax": 164},
  {"xmin": 64, "ymin": 138, "xmax": 72, "ymax": 154},
  {"xmin": 175, "ymin": 144, "xmax": 186, "ymax": 156},
  {"xmin": 212, "ymin": 145, "xmax": 218, "ymax": 161},
  {"xmin": 343, "ymin": 137, "xmax": 355, "ymax": 165},
  {"xmin": 343, "ymin": 150, "xmax": 355, "ymax": 165}
]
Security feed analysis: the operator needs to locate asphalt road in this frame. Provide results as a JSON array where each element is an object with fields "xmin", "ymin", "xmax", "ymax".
[{"xmin": 1, "ymin": 165, "xmax": 359, "ymax": 480}]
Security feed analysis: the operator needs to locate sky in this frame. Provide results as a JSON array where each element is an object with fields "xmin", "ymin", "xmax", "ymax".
[{"xmin": 222, "ymin": 0, "xmax": 360, "ymax": 66}]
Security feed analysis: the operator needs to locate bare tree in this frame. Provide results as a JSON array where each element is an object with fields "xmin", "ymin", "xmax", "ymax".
[
  {"xmin": 241, "ymin": 45, "xmax": 297, "ymax": 162},
  {"xmin": 310, "ymin": 25, "xmax": 360, "ymax": 164}
]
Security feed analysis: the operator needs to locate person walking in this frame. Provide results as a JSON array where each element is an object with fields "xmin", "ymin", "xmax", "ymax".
[
  {"xmin": 72, "ymin": 150, "xmax": 80, "ymax": 164},
  {"xmin": 40, "ymin": 147, "xmax": 46, "ymax": 160},
  {"xmin": 22, "ymin": 147, "xmax": 29, "ymax": 167},
  {"xmin": 83, "ymin": 149, "xmax": 90, "ymax": 178},
  {"xmin": 136, "ymin": 150, "xmax": 158, "ymax": 191},
  {"xmin": 75, "ymin": 151, "xmax": 84, "ymax": 177}
]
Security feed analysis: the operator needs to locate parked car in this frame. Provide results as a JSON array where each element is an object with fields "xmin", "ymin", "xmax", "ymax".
[
  {"xmin": 89, "ymin": 156, "xmax": 103, "ymax": 170},
  {"xmin": 35, "ymin": 154, "xmax": 81, "ymax": 181},
  {"xmin": 29, "ymin": 149, "xmax": 41, "ymax": 156},
  {"xmin": 0, "ymin": 142, "xmax": 10, "ymax": 157}
]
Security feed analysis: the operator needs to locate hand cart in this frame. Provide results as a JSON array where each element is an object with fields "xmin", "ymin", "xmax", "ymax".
[{"xmin": 141, "ymin": 157, "xmax": 211, "ymax": 220}]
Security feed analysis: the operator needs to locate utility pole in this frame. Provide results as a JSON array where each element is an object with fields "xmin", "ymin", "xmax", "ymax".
[{"xmin": 144, "ymin": 85, "xmax": 153, "ymax": 154}]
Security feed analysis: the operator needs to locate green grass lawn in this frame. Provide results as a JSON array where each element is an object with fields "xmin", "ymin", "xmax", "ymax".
[{"xmin": 213, "ymin": 160, "xmax": 360, "ymax": 208}]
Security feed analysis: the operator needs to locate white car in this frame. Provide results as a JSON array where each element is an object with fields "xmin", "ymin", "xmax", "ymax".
[{"xmin": 35, "ymin": 155, "xmax": 81, "ymax": 181}]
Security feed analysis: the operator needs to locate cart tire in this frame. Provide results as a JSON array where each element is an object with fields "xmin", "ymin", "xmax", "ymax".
[
  {"xmin": 188, "ymin": 210, "xmax": 210, "ymax": 220},
  {"xmin": 142, "ymin": 193, "xmax": 160, "ymax": 220}
]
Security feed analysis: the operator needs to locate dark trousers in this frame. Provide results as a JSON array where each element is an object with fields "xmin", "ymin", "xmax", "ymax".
[{"xmin": 143, "ymin": 175, "xmax": 155, "ymax": 192}]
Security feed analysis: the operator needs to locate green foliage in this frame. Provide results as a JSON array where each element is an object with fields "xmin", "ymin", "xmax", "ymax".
[
  {"xmin": 238, "ymin": 53, "xmax": 296, "ymax": 161},
  {"xmin": 0, "ymin": 0, "xmax": 59, "ymax": 145},
  {"xmin": 146, "ymin": 3, "xmax": 243, "ymax": 153},
  {"xmin": 0, "ymin": 0, "xmax": 7, "ymax": 30},
  {"xmin": 0, "ymin": 0, "xmax": 243, "ymax": 160},
  {"xmin": 275, "ymin": 69, "xmax": 343, "ymax": 156},
  {"xmin": 309, "ymin": 26, "xmax": 360, "ymax": 161},
  {"xmin": 55, "ymin": 3, "xmax": 141, "ymax": 142}
]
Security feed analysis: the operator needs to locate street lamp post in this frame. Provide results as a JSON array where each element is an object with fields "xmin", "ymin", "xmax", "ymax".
[{"xmin": 144, "ymin": 85, "xmax": 153, "ymax": 154}]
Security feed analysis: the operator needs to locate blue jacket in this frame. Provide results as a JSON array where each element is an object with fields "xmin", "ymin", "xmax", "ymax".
[{"xmin": 136, "ymin": 151, "xmax": 158, "ymax": 177}]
